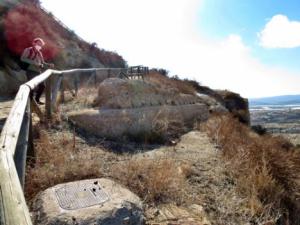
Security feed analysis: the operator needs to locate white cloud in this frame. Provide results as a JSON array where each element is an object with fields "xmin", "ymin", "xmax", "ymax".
[
  {"xmin": 258, "ymin": 14, "xmax": 300, "ymax": 48},
  {"xmin": 41, "ymin": 0, "xmax": 300, "ymax": 98},
  {"xmin": 169, "ymin": 33, "xmax": 300, "ymax": 99}
]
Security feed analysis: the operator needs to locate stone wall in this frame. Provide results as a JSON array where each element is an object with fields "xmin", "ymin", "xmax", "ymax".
[{"xmin": 68, "ymin": 104, "xmax": 209, "ymax": 142}]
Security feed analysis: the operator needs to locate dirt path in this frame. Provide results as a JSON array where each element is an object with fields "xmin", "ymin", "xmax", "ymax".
[
  {"xmin": 0, "ymin": 97, "xmax": 14, "ymax": 132},
  {"xmin": 141, "ymin": 131, "xmax": 251, "ymax": 225}
]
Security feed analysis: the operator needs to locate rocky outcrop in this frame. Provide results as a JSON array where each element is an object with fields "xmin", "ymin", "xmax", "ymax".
[
  {"xmin": 68, "ymin": 104, "xmax": 209, "ymax": 142},
  {"xmin": 188, "ymin": 80, "xmax": 250, "ymax": 124},
  {"xmin": 217, "ymin": 90, "xmax": 250, "ymax": 125},
  {"xmin": 0, "ymin": 67, "xmax": 27, "ymax": 96},
  {"xmin": 0, "ymin": 57, "xmax": 27, "ymax": 95},
  {"xmin": 193, "ymin": 83, "xmax": 250, "ymax": 125},
  {"xmin": 32, "ymin": 178, "xmax": 144, "ymax": 225}
]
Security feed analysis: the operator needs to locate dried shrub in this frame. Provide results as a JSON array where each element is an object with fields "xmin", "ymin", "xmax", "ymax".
[
  {"xmin": 150, "ymin": 107, "xmax": 186, "ymax": 142},
  {"xmin": 110, "ymin": 158, "xmax": 188, "ymax": 205},
  {"xmin": 25, "ymin": 127, "xmax": 102, "ymax": 201},
  {"xmin": 201, "ymin": 114, "xmax": 300, "ymax": 223},
  {"xmin": 146, "ymin": 72, "xmax": 196, "ymax": 95},
  {"xmin": 25, "ymin": 125, "xmax": 190, "ymax": 209}
]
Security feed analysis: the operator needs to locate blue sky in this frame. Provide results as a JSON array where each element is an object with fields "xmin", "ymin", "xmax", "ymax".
[
  {"xmin": 199, "ymin": 0, "xmax": 300, "ymax": 39},
  {"xmin": 41, "ymin": 0, "xmax": 300, "ymax": 98},
  {"xmin": 198, "ymin": 0, "xmax": 300, "ymax": 71}
]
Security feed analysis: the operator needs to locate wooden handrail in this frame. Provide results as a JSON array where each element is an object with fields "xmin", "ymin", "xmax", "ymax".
[
  {"xmin": 25, "ymin": 68, "xmax": 126, "ymax": 90},
  {"xmin": 0, "ymin": 85, "xmax": 32, "ymax": 225},
  {"xmin": 0, "ymin": 67, "xmax": 128, "ymax": 225},
  {"xmin": 0, "ymin": 85, "xmax": 30, "ymax": 156}
]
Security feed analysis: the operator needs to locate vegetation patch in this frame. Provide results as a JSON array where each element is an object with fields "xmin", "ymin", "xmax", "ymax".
[
  {"xmin": 145, "ymin": 72, "xmax": 196, "ymax": 95},
  {"xmin": 25, "ymin": 124, "xmax": 189, "ymax": 209},
  {"xmin": 201, "ymin": 114, "xmax": 300, "ymax": 224},
  {"xmin": 110, "ymin": 158, "xmax": 188, "ymax": 205},
  {"xmin": 25, "ymin": 126, "xmax": 103, "ymax": 201}
]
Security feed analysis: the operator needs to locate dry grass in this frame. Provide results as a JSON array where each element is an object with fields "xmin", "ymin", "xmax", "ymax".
[
  {"xmin": 25, "ymin": 126, "xmax": 102, "ymax": 201},
  {"xmin": 71, "ymin": 86, "xmax": 98, "ymax": 106},
  {"xmin": 110, "ymin": 158, "xmax": 189, "ymax": 205},
  {"xmin": 146, "ymin": 72, "xmax": 196, "ymax": 95},
  {"xmin": 25, "ymin": 124, "xmax": 189, "ymax": 208},
  {"xmin": 201, "ymin": 114, "xmax": 300, "ymax": 223},
  {"xmin": 58, "ymin": 86, "xmax": 98, "ymax": 113}
]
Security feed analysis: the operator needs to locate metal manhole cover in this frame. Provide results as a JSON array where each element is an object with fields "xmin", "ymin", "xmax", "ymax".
[{"xmin": 55, "ymin": 181, "xmax": 110, "ymax": 210}]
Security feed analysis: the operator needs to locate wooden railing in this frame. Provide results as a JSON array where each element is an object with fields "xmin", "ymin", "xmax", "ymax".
[
  {"xmin": 119, "ymin": 66, "xmax": 149, "ymax": 80},
  {"xmin": 0, "ymin": 67, "xmax": 136, "ymax": 225}
]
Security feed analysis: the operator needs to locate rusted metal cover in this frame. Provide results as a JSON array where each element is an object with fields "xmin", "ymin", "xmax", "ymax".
[{"xmin": 55, "ymin": 180, "xmax": 109, "ymax": 210}]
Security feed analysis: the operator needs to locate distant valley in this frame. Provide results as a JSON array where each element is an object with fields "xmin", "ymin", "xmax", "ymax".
[
  {"xmin": 249, "ymin": 95, "xmax": 300, "ymax": 146},
  {"xmin": 249, "ymin": 95, "xmax": 300, "ymax": 107}
]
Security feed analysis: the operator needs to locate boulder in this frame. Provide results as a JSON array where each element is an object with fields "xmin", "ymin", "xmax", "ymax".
[
  {"xmin": 32, "ymin": 178, "xmax": 144, "ymax": 225},
  {"xmin": 194, "ymin": 84, "xmax": 250, "ymax": 124},
  {"xmin": 68, "ymin": 104, "xmax": 209, "ymax": 142},
  {"xmin": 217, "ymin": 90, "xmax": 250, "ymax": 125},
  {"xmin": 197, "ymin": 93, "xmax": 227, "ymax": 113}
]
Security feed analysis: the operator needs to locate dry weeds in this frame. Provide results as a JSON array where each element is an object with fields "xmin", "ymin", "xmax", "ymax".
[
  {"xmin": 201, "ymin": 114, "xmax": 300, "ymax": 224},
  {"xmin": 25, "ymin": 123, "xmax": 190, "ymax": 209},
  {"xmin": 25, "ymin": 126, "xmax": 103, "ymax": 201},
  {"xmin": 145, "ymin": 72, "xmax": 196, "ymax": 95},
  {"xmin": 110, "ymin": 158, "xmax": 188, "ymax": 205},
  {"xmin": 60, "ymin": 86, "xmax": 98, "ymax": 112}
]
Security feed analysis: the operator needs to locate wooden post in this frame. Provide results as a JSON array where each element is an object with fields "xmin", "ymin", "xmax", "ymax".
[
  {"xmin": 137, "ymin": 66, "xmax": 140, "ymax": 78},
  {"xmin": 51, "ymin": 75, "xmax": 63, "ymax": 113},
  {"xmin": 27, "ymin": 111, "xmax": 35, "ymax": 167},
  {"xmin": 45, "ymin": 77, "xmax": 52, "ymax": 119},
  {"xmin": 93, "ymin": 70, "xmax": 97, "ymax": 87},
  {"xmin": 74, "ymin": 75, "xmax": 79, "ymax": 97},
  {"xmin": 60, "ymin": 79, "xmax": 65, "ymax": 103},
  {"xmin": 31, "ymin": 99, "xmax": 44, "ymax": 122}
]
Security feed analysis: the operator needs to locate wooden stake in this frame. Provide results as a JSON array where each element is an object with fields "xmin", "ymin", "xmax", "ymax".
[
  {"xmin": 31, "ymin": 99, "xmax": 44, "ymax": 122},
  {"xmin": 45, "ymin": 78, "xmax": 52, "ymax": 119}
]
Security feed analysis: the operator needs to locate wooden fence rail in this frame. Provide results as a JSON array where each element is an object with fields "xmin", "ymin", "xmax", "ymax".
[{"xmin": 0, "ymin": 66, "xmax": 145, "ymax": 225}]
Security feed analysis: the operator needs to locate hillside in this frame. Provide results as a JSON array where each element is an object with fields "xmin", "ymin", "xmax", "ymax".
[
  {"xmin": 0, "ymin": 0, "xmax": 127, "ymax": 96},
  {"xmin": 2, "ymin": 1, "xmax": 300, "ymax": 225},
  {"xmin": 26, "ymin": 87, "xmax": 300, "ymax": 225}
]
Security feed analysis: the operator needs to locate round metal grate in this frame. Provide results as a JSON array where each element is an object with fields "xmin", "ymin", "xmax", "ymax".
[{"xmin": 55, "ymin": 180, "xmax": 110, "ymax": 210}]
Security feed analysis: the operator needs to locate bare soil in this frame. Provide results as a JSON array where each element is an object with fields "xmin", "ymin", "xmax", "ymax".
[
  {"xmin": 140, "ymin": 131, "xmax": 251, "ymax": 225},
  {"xmin": 0, "ymin": 97, "xmax": 14, "ymax": 131}
]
